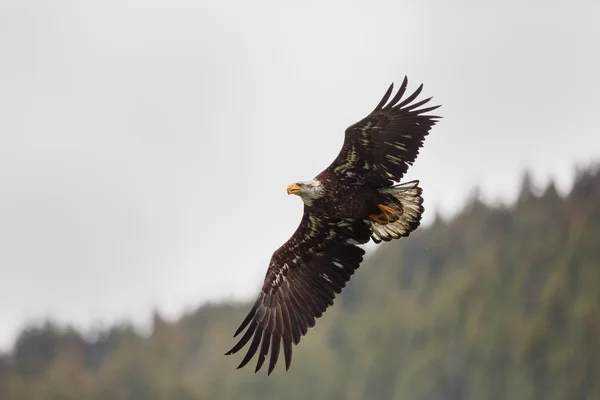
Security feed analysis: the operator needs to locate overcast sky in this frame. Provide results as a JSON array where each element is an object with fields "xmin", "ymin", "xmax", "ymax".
[{"xmin": 1, "ymin": 0, "xmax": 599, "ymax": 350}]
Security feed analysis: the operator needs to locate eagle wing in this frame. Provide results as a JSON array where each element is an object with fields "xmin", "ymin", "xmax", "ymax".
[
  {"xmin": 326, "ymin": 76, "xmax": 441, "ymax": 187},
  {"xmin": 225, "ymin": 213, "xmax": 371, "ymax": 374}
]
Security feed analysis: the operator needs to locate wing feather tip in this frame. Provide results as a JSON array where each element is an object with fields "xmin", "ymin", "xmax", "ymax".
[
  {"xmin": 232, "ymin": 328, "xmax": 243, "ymax": 338},
  {"xmin": 374, "ymin": 82, "xmax": 395, "ymax": 111}
]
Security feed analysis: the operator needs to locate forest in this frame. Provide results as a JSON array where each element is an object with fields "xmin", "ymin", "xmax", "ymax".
[{"xmin": 1, "ymin": 167, "xmax": 599, "ymax": 399}]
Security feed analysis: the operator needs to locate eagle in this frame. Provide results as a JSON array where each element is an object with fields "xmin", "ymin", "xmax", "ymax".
[{"xmin": 226, "ymin": 76, "xmax": 441, "ymax": 375}]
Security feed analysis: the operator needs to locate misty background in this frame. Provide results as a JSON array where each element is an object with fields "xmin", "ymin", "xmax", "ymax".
[{"xmin": 1, "ymin": 0, "xmax": 599, "ymax": 352}]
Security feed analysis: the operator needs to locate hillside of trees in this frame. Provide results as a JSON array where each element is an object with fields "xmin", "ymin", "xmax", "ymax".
[{"xmin": 1, "ymin": 167, "xmax": 599, "ymax": 399}]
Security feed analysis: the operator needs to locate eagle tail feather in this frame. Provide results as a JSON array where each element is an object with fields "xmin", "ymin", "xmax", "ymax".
[{"xmin": 369, "ymin": 180, "xmax": 424, "ymax": 243}]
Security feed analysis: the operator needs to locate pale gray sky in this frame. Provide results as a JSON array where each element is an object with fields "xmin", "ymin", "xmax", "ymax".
[{"xmin": 1, "ymin": 0, "xmax": 599, "ymax": 349}]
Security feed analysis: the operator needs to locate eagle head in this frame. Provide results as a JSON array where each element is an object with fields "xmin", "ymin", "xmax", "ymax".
[{"xmin": 286, "ymin": 180, "xmax": 324, "ymax": 205}]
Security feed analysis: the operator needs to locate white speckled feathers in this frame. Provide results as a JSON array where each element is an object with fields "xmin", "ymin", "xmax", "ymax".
[
  {"xmin": 225, "ymin": 215, "xmax": 371, "ymax": 374},
  {"xmin": 226, "ymin": 77, "xmax": 440, "ymax": 375},
  {"xmin": 327, "ymin": 76, "xmax": 440, "ymax": 187},
  {"xmin": 370, "ymin": 180, "xmax": 424, "ymax": 243}
]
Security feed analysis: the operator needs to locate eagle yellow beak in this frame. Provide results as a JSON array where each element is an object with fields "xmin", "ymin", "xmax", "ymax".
[{"xmin": 287, "ymin": 183, "xmax": 302, "ymax": 195}]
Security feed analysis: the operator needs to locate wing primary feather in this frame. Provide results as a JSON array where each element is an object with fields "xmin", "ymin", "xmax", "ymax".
[
  {"xmin": 237, "ymin": 324, "xmax": 264, "ymax": 369},
  {"xmin": 384, "ymin": 76, "xmax": 409, "ymax": 110},
  {"xmin": 265, "ymin": 292, "xmax": 278, "ymax": 308},
  {"xmin": 283, "ymin": 283, "xmax": 307, "ymax": 330},
  {"xmin": 275, "ymin": 305, "xmax": 285, "ymax": 336},
  {"xmin": 268, "ymin": 334, "xmax": 281, "ymax": 375},
  {"xmin": 294, "ymin": 263, "xmax": 332, "ymax": 305},
  {"xmin": 279, "ymin": 297, "xmax": 293, "ymax": 337},
  {"xmin": 284, "ymin": 295, "xmax": 303, "ymax": 344},
  {"xmin": 399, "ymin": 75, "xmax": 408, "ymax": 93},
  {"xmin": 254, "ymin": 310, "xmax": 276, "ymax": 372},
  {"xmin": 410, "ymin": 104, "xmax": 442, "ymax": 115},
  {"xmin": 254, "ymin": 301, "xmax": 268, "ymax": 324},
  {"xmin": 290, "ymin": 281, "xmax": 315, "ymax": 316},
  {"xmin": 289, "ymin": 285, "xmax": 315, "ymax": 329},
  {"xmin": 373, "ymin": 83, "xmax": 394, "ymax": 111},
  {"xmin": 401, "ymin": 96, "xmax": 433, "ymax": 112},
  {"xmin": 225, "ymin": 319, "xmax": 258, "ymax": 355},
  {"xmin": 310, "ymin": 277, "xmax": 335, "ymax": 306},
  {"xmin": 286, "ymin": 283, "xmax": 310, "ymax": 317},
  {"xmin": 233, "ymin": 302, "xmax": 257, "ymax": 337},
  {"xmin": 255, "ymin": 326, "xmax": 272, "ymax": 372},
  {"xmin": 283, "ymin": 332, "xmax": 293, "ymax": 370},
  {"xmin": 293, "ymin": 276, "xmax": 325, "ymax": 318},
  {"xmin": 395, "ymin": 83, "xmax": 424, "ymax": 109},
  {"xmin": 279, "ymin": 301, "xmax": 294, "ymax": 368}
]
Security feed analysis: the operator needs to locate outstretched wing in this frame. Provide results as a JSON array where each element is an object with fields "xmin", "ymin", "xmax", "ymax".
[
  {"xmin": 225, "ymin": 213, "xmax": 371, "ymax": 375},
  {"xmin": 326, "ymin": 76, "xmax": 441, "ymax": 187}
]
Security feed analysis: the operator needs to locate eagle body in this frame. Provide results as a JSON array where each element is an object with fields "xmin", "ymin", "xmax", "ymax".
[
  {"xmin": 226, "ymin": 76, "xmax": 441, "ymax": 375},
  {"xmin": 303, "ymin": 173, "xmax": 384, "ymax": 220}
]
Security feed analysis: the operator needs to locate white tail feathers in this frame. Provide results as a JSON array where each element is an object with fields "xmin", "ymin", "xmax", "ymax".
[{"xmin": 369, "ymin": 180, "xmax": 424, "ymax": 243}]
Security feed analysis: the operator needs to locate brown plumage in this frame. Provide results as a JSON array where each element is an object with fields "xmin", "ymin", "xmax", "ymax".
[{"xmin": 226, "ymin": 76, "xmax": 441, "ymax": 374}]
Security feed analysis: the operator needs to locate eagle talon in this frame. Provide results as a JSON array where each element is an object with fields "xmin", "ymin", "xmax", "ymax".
[
  {"xmin": 370, "ymin": 204, "xmax": 395, "ymax": 224},
  {"xmin": 369, "ymin": 213, "xmax": 388, "ymax": 223}
]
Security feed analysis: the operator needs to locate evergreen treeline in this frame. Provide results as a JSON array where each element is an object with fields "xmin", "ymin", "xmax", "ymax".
[{"xmin": 1, "ymin": 167, "xmax": 599, "ymax": 400}]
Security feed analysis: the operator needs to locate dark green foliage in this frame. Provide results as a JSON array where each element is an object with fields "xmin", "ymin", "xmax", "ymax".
[{"xmin": 1, "ymin": 166, "xmax": 599, "ymax": 399}]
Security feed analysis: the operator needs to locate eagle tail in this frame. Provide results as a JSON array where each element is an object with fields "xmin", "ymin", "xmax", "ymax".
[{"xmin": 369, "ymin": 180, "xmax": 424, "ymax": 243}]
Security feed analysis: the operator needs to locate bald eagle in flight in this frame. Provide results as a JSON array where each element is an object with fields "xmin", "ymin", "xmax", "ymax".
[{"xmin": 226, "ymin": 77, "xmax": 441, "ymax": 374}]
